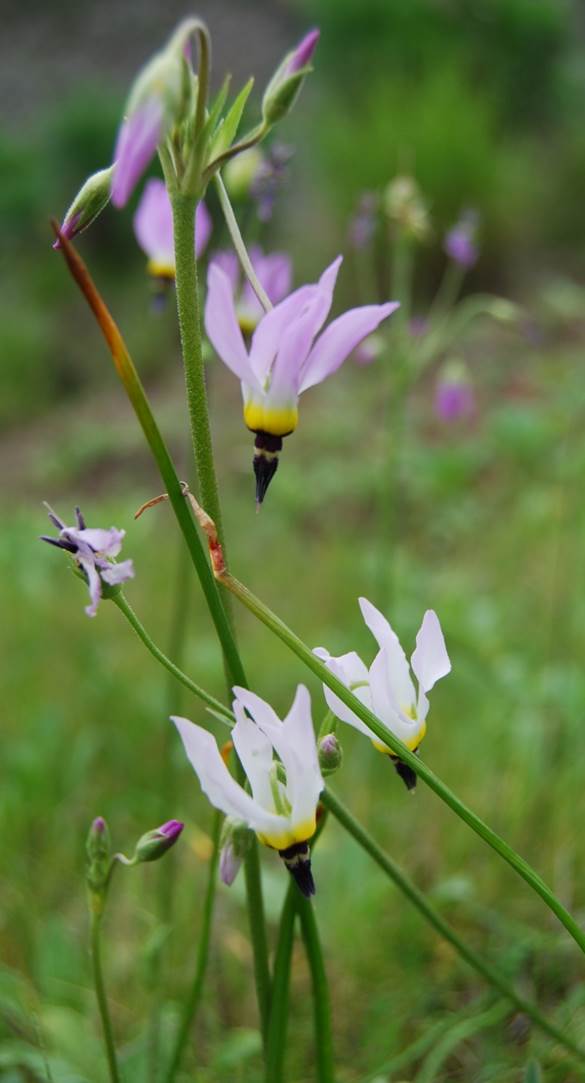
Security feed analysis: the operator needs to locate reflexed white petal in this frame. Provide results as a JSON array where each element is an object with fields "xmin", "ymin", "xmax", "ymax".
[
  {"xmin": 369, "ymin": 649, "xmax": 421, "ymax": 745},
  {"xmin": 314, "ymin": 648, "xmax": 375, "ymax": 739},
  {"xmin": 280, "ymin": 685, "xmax": 323, "ymax": 827},
  {"xmin": 171, "ymin": 716, "xmax": 284, "ymax": 837},
  {"xmin": 359, "ymin": 597, "xmax": 415, "ymax": 709},
  {"xmin": 232, "ymin": 687, "xmax": 281, "ymax": 731},
  {"xmin": 411, "ymin": 610, "xmax": 451, "ymax": 694},
  {"xmin": 232, "ymin": 702, "xmax": 275, "ymax": 813},
  {"xmin": 78, "ymin": 527, "xmax": 125, "ymax": 557}
]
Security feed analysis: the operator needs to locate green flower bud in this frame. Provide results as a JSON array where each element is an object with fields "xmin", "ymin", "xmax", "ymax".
[
  {"xmin": 224, "ymin": 147, "xmax": 264, "ymax": 200},
  {"xmin": 86, "ymin": 816, "xmax": 111, "ymax": 896},
  {"xmin": 318, "ymin": 733, "xmax": 343, "ymax": 775},
  {"xmin": 262, "ymin": 29, "xmax": 319, "ymax": 127},
  {"xmin": 133, "ymin": 820, "xmax": 184, "ymax": 864},
  {"xmin": 54, "ymin": 166, "xmax": 114, "ymax": 248},
  {"xmin": 384, "ymin": 175, "xmax": 431, "ymax": 241}
]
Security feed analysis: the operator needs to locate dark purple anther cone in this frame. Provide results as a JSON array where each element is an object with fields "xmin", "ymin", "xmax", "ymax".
[{"xmin": 279, "ymin": 840, "xmax": 315, "ymax": 897}]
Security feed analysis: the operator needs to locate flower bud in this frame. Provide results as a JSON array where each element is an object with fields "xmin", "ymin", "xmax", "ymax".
[
  {"xmin": 224, "ymin": 147, "xmax": 264, "ymax": 200},
  {"xmin": 384, "ymin": 175, "xmax": 430, "ymax": 241},
  {"xmin": 434, "ymin": 360, "xmax": 475, "ymax": 423},
  {"xmin": 262, "ymin": 29, "xmax": 319, "ymax": 127},
  {"xmin": 318, "ymin": 733, "xmax": 343, "ymax": 775},
  {"xmin": 444, "ymin": 210, "xmax": 479, "ymax": 269},
  {"xmin": 54, "ymin": 166, "xmax": 115, "ymax": 249},
  {"xmin": 133, "ymin": 820, "xmax": 184, "ymax": 863},
  {"xmin": 86, "ymin": 816, "xmax": 111, "ymax": 895},
  {"xmin": 219, "ymin": 818, "xmax": 252, "ymax": 886}
]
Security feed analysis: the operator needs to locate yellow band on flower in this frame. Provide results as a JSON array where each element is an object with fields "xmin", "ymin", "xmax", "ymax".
[
  {"xmin": 147, "ymin": 258, "xmax": 176, "ymax": 280},
  {"xmin": 244, "ymin": 401, "xmax": 299, "ymax": 436},
  {"xmin": 371, "ymin": 719, "xmax": 426, "ymax": 755},
  {"xmin": 257, "ymin": 815, "xmax": 316, "ymax": 851}
]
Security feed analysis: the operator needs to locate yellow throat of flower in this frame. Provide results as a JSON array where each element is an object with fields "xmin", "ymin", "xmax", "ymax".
[{"xmin": 244, "ymin": 400, "xmax": 299, "ymax": 437}]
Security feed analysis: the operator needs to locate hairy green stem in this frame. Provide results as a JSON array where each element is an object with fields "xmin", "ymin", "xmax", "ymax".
[
  {"xmin": 297, "ymin": 897, "xmax": 335, "ymax": 1083},
  {"xmin": 90, "ymin": 909, "xmax": 121, "ymax": 1083},
  {"xmin": 214, "ymin": 174, "xmax": 272, "ymax": 312},
  {"xmin": 323, "ymin": 789, "xmax": 585, "ymax": 1065},
  {"xmin": 164, "ymin": 810, "xmax": 222, "ymax": 1083},
  {"xmin": 217, "ymin": 570, "xmax": 585, "ymax": 956},
  {"xmin": 266, "ymin": 883, "xmax": 297, "ymax": 1083},
  {"xmin": 112, "ymin": 593, "xmax": 232, "ymax": 723}
]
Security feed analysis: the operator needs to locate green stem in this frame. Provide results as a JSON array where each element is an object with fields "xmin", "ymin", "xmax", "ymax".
[
  {"xmin": 265, "ymin": 883, "xmax": 297, "ymax": 1083},
  {"xmin": 218, "ymin": 570, "xmax": 585, "ymax": 956},
  {"xmin": 214, "ymin": 174, "xmax": 272, "ymax": 312},
  {"xmin": 90, "ymin": 909, "xmax": 121, "ymax": 1083},
  {"xmin": 245, "ymin": 840, "xmax": 272, "ymax": 1047},
  {"xmin": 163, "ymin": 809, "xmax": 222, "ymax": 1083},
  {"xmin": 111, "ymin": 593, "xmax": 233, "ymax": 724},
  {"xmin": 297, "ymin": 896, "xmax": 335, "ymax": 1083},
  {"xmin": 171, "ymin": 192, "xmax": 228, "ymax": 554},
  {"xmin": 323, "ymin": 789, "xmax": 585, "ymax": 1065}
]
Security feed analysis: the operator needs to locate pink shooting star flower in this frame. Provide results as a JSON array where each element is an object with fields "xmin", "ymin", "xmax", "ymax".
[
  {"xmin": 212, "ymin": 246, "xmax": 292, "ymax": 334},
  {"xmin": 40, "ymin": 505, "xmax": 134, "ymax": 617},
  {"xmin": 204, "ymin": 255, "xmax": 399, "ymax": 504},
  {"xmin": 133, "ymin": 179, "xmax": 212, "ymax": 281}
]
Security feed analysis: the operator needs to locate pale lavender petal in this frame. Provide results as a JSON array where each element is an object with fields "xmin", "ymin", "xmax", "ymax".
[
  {"xmin": 111, "ymin": 98, "xmax": 164, "ymax": 209},
  {"xmin": 133, "ymin": 178, "xmax": 173, "ymax": 264},
  {"xmin": 195, "ymin": 200, "xmax": 212, "ymax": 257},
  {"xmin": 220, "ymin": 840, "xmax": 242, "ymax": 886},
  {"xmin": 257, "ymin": 252, "xmax": 292, "ymax": 305},
  {"xmin": 299, "ymin": 302, "xmax": 399, "ymax": 393},
  {"xmin": 81, "ymin": 557, "xmax": 102, "ymax": 618},
  {"xmin": 212, "ymin": 250, "xmax": 239, "ymax": 292},
  {"xmin": 100, "ymin": 559, "xmax": 135, "ymax": 586},
  {"xmin": 411, "ymin": 611, "xmax": 451, "ymax": 695},
  {"xmin": 204, "ymin": 264, "xmax": 260, "ymax": 388},
  {"xmin": 77, "ymin": 527, "xmax": 125, "ymax": 558}
]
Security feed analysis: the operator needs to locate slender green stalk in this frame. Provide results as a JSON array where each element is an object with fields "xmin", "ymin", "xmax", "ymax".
[
  {"xmin": 323, "ymin": 789, "xmax": 585, "ymax": 1065},
  {"xmin": 245, "ymin": 840, "xmax": 272, "ymax": 1046},
  {"xmin": 164, "ymin": 810, "xmax": 222, "ymax": 1083},
  {"xmin": 90, "ymin": 909, "xmax": 121, "ymax": 1083},
  {"xmin": 266, "ymin": 883, "xmax": 297, "ymax": 1083},
  {"xmin": 297, "ymin": 897, "xmax": 335, "ymax": 1083},
  {"xmin": 216, "ymin": 569, "xmax": 585, "ymax": 956},
  {"xmin": 415, "ymin": 999, "xmax": 509, "ymax": 1083},
  {"xmin": 111, "ymin": 593, "xmax": 233, "ymax": 724},
  {"xmin": 171, "ymin": 192, "xmax": 228, "ymax": 554},
  {"xmin": 214, "ymin": 174, "xmax": 272, "ymax": 312}
]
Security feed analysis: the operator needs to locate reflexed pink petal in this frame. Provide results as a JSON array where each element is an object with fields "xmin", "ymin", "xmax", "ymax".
[
  {"xmin": 411, "ymin": 610, "xmax": 451, "ymax": 694},
  {"xmin": 100, "ymin": 559, "xmax": 135, "ymax": 586},
  {"xmin": 204, "ymin": 264, "xmax": 260, "ymax": 387},
  {"xmin": 134, "ymin": 179, "xmax": 173, "ymax": 264},
  {"xmin": 299, "ymin": 301, "xmax": 399, "ymax": 393},
  {"xmin": 195, "ymin": 200, "xmax": 212, "ymax": 257},
  {"xmin": 81, "ymin": 558, "xmax": 102, "ymax": 618},
  {"xmin": 78, "ymin": 527, "xmax": 125, "ymax": 558},
  {"xmin": 111, "ymin": 98, "xmax": 164, "ymax": 208},
  {"xmin": 212, "ymin": 250, "xmax": 240, "ymax": 291}
]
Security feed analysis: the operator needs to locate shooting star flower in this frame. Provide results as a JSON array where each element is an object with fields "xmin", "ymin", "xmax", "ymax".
[
  {"xmin": 315, "ymin": 600, "xmax": 450, "ymax": 790},
  {"xmin": 40, "ymin": 505, "xmax": 134, "ymax": 617},
  {"xmin": 212, "ymin": 246, "xmax": 291, "ymax": 333},
  {"xmin": 133, "ymin": 179, "xmax": 211, "ymax": 281},
  {"xmin": 204, "ymin": 255, "xmax": 399, "ymax": 503},
  {"xmin": 172, "ymin": 685, "xmax": 323, "ymax": 895}
]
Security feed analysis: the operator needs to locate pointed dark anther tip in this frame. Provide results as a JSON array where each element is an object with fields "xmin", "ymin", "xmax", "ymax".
[
  {"xmin": 254, "ymin": 455, "xmax": 279, "ymax": 504},
  {"xmin": 290, "ymin": 862, "xmax": 316, "ymax": 898},
  {"xmin": 393, "ymin": 758, "xmax": 418, "ymax": 792}
]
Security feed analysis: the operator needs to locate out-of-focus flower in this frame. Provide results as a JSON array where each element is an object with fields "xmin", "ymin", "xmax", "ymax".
[
  {"xmin": 172, "ymin": 685, "xmax": 323, "ymax": 895},
  {"xmin": 409, "ymin": 316, "xmax": 429, "ymax": 339},
  {"xmin": 134, "ymin": 820, "xmax": 184, "ymax": 863},
  {"xmin": 111, "ymin": 22, "xmax": 192, "ymax": 207},
  {"xmin": 40, "ymin": 505, "xmax": 134, "ymax": 617},
  {"xmin": 315, "ymin": 599, "xmax": 450, "ymax": 790},
  {"xmin": 384, "ymin": 175, "xmax": 430, "ymax": 241},
  {"xmin": 219, "ymin": 817, "xmax": 253, "ymax": 886},
  {"xmin": 86, "ymin": 816, "xmax": 111, "ymax": 898},
  {"xmin": 434, "ymin": 360, "xmax": 475, "ymax": 422},
  {"xmin": 250, "ymin": 143, "xmax": 294, "ymax": 222},
  {"xmin": 211, "ymin": 247, "xmax": 291, "ymax": 333},
  {"xmin": 348, "ymin": 192, "xmax": 379, "ymax": 250},
  {"xmin": 262, "ymin": 29, "xmax": 320, "ymax": 127},
  {"xmin": 205, "ymin": 255, "xmax": 399, "ymax": 503},
  {"xmin": 352, "ymin": 332, "xmax": 384, "ymax": 366},
  {"xmin": 133, "ymin": 179, "xmax": 212, "ymax": 279},
  {"xmin": 224, "ymin": 147, "xmax": 265, "ymax": 201},
  {"xmin": 53, "ymin": 166, "xmax": 115, "ymax": 250},
  {"xmin": 444, "ymin": 210, "xmax": 479, "ymax": 269}
]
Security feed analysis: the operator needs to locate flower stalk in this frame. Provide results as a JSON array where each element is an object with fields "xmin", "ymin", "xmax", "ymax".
[
  {"xmin": 265, "ymin": 883, "xmax": 297, "ymax": 1083},
  {"xmin": 297, "ymin": 895, "xmax": 335, "ymax": 1083},
  {"xmin": 89, "ymin": 906, "xmax": 121, "ymax": 1083}
]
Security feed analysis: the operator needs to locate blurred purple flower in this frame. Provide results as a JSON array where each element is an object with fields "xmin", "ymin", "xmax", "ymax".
[
  {"xmin": 250, "ymin": 143, "xmax": 294, "ymax": 222},
  {"xmin": 409, "ymin": 316, "xmax": 429, "ymax": 339},
  {"xmin": 444, "ymin": 210, "xmax": 479, "ymax": 269},
  {"xmin": 211, "ymin": 246, "xmax": 292, "ymax": 332},
  {"xmin": 348, "ymin": 192, "xmax": 378, "ymax": 250},
  {"xmin": 352, "ymin": 332, "xmax": 384, "ymax": 365},
  {"xmin": 434, "ymin": 362, "xmax": 475, "ymax": 423},
  {"xmin": 40, "ymin": 505, "xmax": 134, "ymax": 617},
  {"xmin": 134, "ymin": 179, "xmax": 211, "ymax": 278},
  {"xmin": 219, "ymin": 839, "xmax": 242, "ymax": 886}
]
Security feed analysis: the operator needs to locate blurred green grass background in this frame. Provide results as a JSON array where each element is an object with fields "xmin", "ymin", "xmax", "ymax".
[{"xmin": 2, "ymin": 1, "xmax": 585, "ymax": 1080}]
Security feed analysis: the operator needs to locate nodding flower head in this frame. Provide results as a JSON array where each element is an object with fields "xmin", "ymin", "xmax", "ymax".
[
  {"xmin": 444, "ymin": 210, "xmax": 479, "ymax": 269},
  {"xmin": 40, "ymin": 504, "xmax": 134, "ymax": 617},
  {"xmin": 172, "ymin": 685, "xmax": 324, "ymax": 895},
  {"xmin": 205, "ymin": 255, "xmax": 399, "ymax": 504},
  {"xmin": 211, "ymin": 247, "xmax": 292, "ymax": 335},
  {"xmin": 315, "ymin": 599, "xmax": 450, "ymax": 791},
  {"xmin": 133, "ymin": 179, "xmax": 211, "ymax": 281}
]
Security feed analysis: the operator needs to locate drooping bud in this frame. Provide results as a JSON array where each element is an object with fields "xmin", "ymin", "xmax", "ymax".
[
  {"xmin": 318, "ymin": 733, "xmax": 343, "ymax": 775},
  {"xmin": 384, "ymin": 175, "xmax": 430, "ymax": 241},
  {"xmin": 53, "ymin": 166, "xmax": 115, "ymax": 249},
  {"xmin": 434, "ymin": 359, "xmax": 475, "ymax": 423},
  {"xmin": 262, "ymin": 29, "xmax": 320, "ymax": 127},
  {"xmin": 133, "ymin": 820, "xmax": 184, "ymax": 863},
  {"xmin": 219, "ymin": 818, "xmax": 252, "ymax": 886},
  {"xmin": 86, "ymin": 816, "xmax": 111, "ymax": 896}
]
